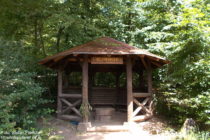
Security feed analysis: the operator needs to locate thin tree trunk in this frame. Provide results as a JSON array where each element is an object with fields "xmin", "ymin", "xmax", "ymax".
[
  {"xmin": 56, "ymin": 27, "xmax": 65, "ymax": 53},
  {"xmin": 33, "ymin": 19, "xmax": 38, "ymax": 55},
  {"xmin": 38, "ymin": 21, "xmax": 46, "ymax": 56},
  {"xmin": 34, "ymin": 19, "xmax": 38, "ymax": 48},
  {"xmin": 125, "ymin": 12, "xmax": 132, "ymax": 44}
]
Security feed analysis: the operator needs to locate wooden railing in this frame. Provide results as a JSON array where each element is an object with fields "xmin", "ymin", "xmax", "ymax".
[
  {"xmin": 132, "ymin": 92, "xmax": 153, "ymax": 122},
  {"xmin": 133, "ymin": 92, "xmax": 151, "ymax": 98},
  {"xmin": 58, "ymin": 92, "xmax": 82, "ymax": 121}
]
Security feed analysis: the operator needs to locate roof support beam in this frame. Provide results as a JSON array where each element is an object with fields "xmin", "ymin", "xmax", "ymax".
[
  {"xmin": 82, "ymin": 55, "xmax": 89, "ymax": 123},
  {"xmin": 147, "ymin": 61, "xmax": 152, "ymax": 94},
  {"xmin": 151, "ymin": 61, "xmax": 162, "ymax": 67},
  {"xmin": 140, "ymin": 55, "xmax": 148, "ymax": 70},
  {"xmin": 126, "ymin": 56, "xmax": 133, "ymax": 122},
  {"xmin": 57, "ymin": 70, "xmax": 62, "ymax": 118}
]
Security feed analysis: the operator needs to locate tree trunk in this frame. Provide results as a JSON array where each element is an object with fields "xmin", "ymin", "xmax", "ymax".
[
  {"xmin": 38, "ymin": 21, "xmax": 46, "ymax": 57},
  {"xmin": 34, "ymin": 19, "xmax": 38, "ymax": 49},
  {"xmin": 56, "ymin": 27, "xmax": 65, "ymax": 53}
]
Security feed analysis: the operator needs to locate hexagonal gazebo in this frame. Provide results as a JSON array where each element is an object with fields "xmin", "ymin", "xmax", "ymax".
[{"xmin": 39, "ymin": 37, "xmax": 169, "ymax": 129}]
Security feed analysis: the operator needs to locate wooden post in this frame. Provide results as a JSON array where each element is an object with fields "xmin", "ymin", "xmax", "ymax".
[
  {"xmin": 82, "ymin": 55, "xmax": 89, "ymax": 122},
  {"xmin": 57, "ymin": 70, "xmax": 62, "ymax": 118},
  {"xmin": 147, "ymin": 61, "xmax": 152, "ymax": 94},
  {"xmin": 63, "ymin": 72, "xmax": 69, "ymax": 88},
  {"xmin": 139, "ymin": 70, "xmax": 144, "ymax": 90},
  {"xmin": 89, "ymin": 65, "xmax": 94, "ymax": 105},
  {"xmin": 126, "ymin": 56, "xmax": 133, "ymax": 122},
  {"xmin": 115, "ymin": 72, "xmax": 120, "ymax": 105}
]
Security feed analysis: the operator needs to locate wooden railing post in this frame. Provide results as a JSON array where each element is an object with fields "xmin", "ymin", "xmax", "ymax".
[
  {"xmin": 147, "ymin": 61, "xmax": 152, "ymax": 94},
  {"xmin": 57, "ymin": 70, "xmax": 62, "ymax": 118},
  {"xmin": 115, "ymin": 72, "xmax": 120, "ymax": 105},
  {"xmin": 82, "ymin": 55, "xmax": 89, "ymax": 122},
  {"xmin": 126, "ymin": 56, "xmax": 133, "ymax": 122}
]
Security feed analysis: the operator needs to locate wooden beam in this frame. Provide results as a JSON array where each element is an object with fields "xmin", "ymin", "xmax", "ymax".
[
  {"xmin": 48, "ymin": 60, "xmax": 55, "ymax": 68},
  {"xmin": 147, "ymin": 61, "xmax": 152, "ymax": 94},
  {"xmin": 61, "ymin": 98, "xmax": 82, "ymax": 117},
  {"xmin": 68, "ymin": 58, "xmax": 77, "ymax": 62},
  {"xmin": 133, "ymin": 92, "xmax": 151, "ymax": 97},
  {"xmin": 60, "ymin": 115, "xmax": 81, "ymax": 121},
  {"xmin": 151, "ymin": 61, "xmax": 162, "ymax": 67},
  {"xmin": 59, "ymin": 60, "xmax": 69, "ymax": 70},
  {"xmin": 57, "ymin": 70, "xmax": 62, "ymax": 118},
  {"xmin": 63, "ymin": 72, "xmax": 69, "ymax": 88},
  {"xmin": 140, "ymin": 56, "xmax": 148, "ymax": 70},
  {"xmin": 146, "ymin": 55, "xmax": 160, "ymax": 62},
  {"xmin": 115, "ymin": 72, "xmax": 120, "ymax": 105},
  {"xmin": 126, "ymin": 56, "xmax": 133, "ymax": 122},
  {"xmin": 62, "ymin": 99, "xmax": 81, "ymax": 114},
  {"xmin": 138, "ymin": 70, "xmax": 143, "ymax": 89},
  {"xmin": 59, "ymin": 94, "xmax": 82, "ymax": 98},
  {"xmin": 133, "ymin": 98, "xmax": 151, "ymax": 114},
  {"xmin": 82, "ymin": 55, "xmax": 89, "ymax": 122},
  {"xmin": 133, "ymin": 98, "xmax": 150, "ymax": 117},
  {"xmin": 49, "ymin": 55, "xmax": 70, "ymax": 68},
  {"xmin": 54, "ymin": 56, "xmax": 65, "ymax": 62},
  {"xmin": 76, "ymin": 57, "xmax": 83, "ymax": 67},
  {"xmin": 132, "ymin": 114, "xmax": 152, "ymax": 122},
  {"xmin": 88, "ymin": 66, "xmax": 93, "ymax": 106}
]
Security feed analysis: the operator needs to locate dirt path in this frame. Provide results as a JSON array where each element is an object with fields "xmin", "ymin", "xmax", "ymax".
[
  {"xmin": 77, "ymin": 131, "xmax": 172, "ymax": 140},
  {"xmin": 77, "ymin": 117, "xmax": 174, "ymax": 140},
  {"xmin": 40, "ymin": 116, "xmax": 175, "ymax": 140}
]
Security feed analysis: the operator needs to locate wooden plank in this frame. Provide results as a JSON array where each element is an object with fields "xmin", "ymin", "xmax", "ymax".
[
  {"xmin": 68, "ymin": 58, "xmax": 77, "ymax": 62},
  {"xmin": 60, "ymin": 115, "xmax": 81, "ymax": 121},
  {"xmin": 115, "ymin": 72, "xmax": 120, "ymax": 105},
  {"xmin": 146, "ymin": 55, "xmax": 160, "ymax": 62},
  {"xmin": 126, "ymin": 56, "xmax": 133, "ymax": 122},
  {"xmin": 132, "ymin": 98, "xmax": 150, "ymax": 117},
  {"xmin": 133, "ymin": 106, "xmax": 142, "ymax": 117},
  {"xmin": 57, "ymin": 70, "xmax": 62, "ymax": 118},
  {"xmin": 147, "ymin": 61, "xmax": 152, "ymax": 94},
  {"xmin": 133, "ymin": 98, "xmax": 151, "ymax": 114},
  {"xmin": 48, "ymin": 60, "xmax": 56, "ymax": 68},
  {"xmin": 61, "ymin": 98, "xmax": 82, "ymax": 117},
  {"xmin": 54, "ymin": 56, "xmax": 65, "ymax": 62},
  {"xmin": 138, "ymin": 70, "xmax": 144, "ymax": 89},
  {"xmin": 49, "ymin": 56, "xmax": 70, "ymax": 69},
  {"xmin": 91, "ymin": 56, "xmax": 123, "ymax": 64},
  {"xmin": 87, "ymin": 126, "xmax": 129, "ymax": 132},
  {"xmin": 62, "ymin": 99, "xmax": 81, "ymax": 114},
  {"xmin": 59, "ymin": 60, "xmax": 69, "ymax": 70},
  {"xmin": 82, "ymin": 55, "xmax": 89, "ymax": 122},
  {"xmin": 133, "ymin": 92, "xmax": 151, "ymax": 97},
  {"xmin": 132, "ymin": 114, "xmax": 152, "ymax": 122},
  {"xmin": 59, "ymin": 94, "xmax": 82, "ymax": 98},
  {"xmin": 151, "ymin": 61, "xmax": 162, "ymax": 67},
  {"xmin": 140, "ymin": 56, "xmax": 148, "ymax": 70}
]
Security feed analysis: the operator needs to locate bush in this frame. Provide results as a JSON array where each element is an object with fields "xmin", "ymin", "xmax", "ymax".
[{"xmin": 0, "ymin": 41, "xmax": 52, "ymax": 131}]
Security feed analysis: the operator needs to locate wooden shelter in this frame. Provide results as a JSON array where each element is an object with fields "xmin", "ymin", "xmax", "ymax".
[{"xmin": 39, "ymin": 37, "xmax": 169, "ymax": 124}]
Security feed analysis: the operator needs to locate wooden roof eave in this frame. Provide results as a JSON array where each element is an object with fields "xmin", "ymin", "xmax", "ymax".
[
  {"xmin": 137, "ymin": 55, "xmax": 170, "ymax": 69},
  {"xmin": 40, "ymin": 54, "xmax": 170, "ymax": 70}
]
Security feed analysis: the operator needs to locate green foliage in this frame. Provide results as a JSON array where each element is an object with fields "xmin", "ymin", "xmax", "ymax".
[
  {"xmin": 0, "ymin": 0, "xmax": 209, "ymax": 131},
  {"xmin": 80, "ymin": 102, "xmax": 92, "ymax": 119},
  {"xmin": 0, "ymin": 41, "xmax": 52, "ymax": 131},
  {"xmin": 172, "ymin": 130, "xmax": 209, "ymax": 140},
  {"xmin": 150, "ymin": 0, "xmax": 210, "ymax": 127}
]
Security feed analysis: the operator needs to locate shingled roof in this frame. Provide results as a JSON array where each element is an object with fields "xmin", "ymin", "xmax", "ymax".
[{"xmin": 39, "ymin": 37, "xmax": 170, "ymax": 67}]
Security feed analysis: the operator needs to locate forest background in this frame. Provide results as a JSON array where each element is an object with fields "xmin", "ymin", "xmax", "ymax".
[{"xmin": 0, "ymin": 0, "xmax": 209, "ymax": 133}]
